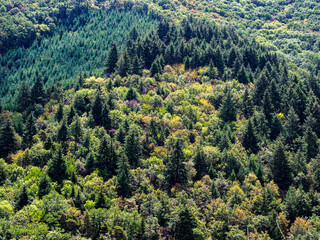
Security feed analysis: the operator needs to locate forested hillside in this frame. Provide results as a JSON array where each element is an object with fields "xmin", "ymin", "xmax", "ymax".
[{"xmin": 1, "ymin": 0, "xmax": 320, "ymax": 240}]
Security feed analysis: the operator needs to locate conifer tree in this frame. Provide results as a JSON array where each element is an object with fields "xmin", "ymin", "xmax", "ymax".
[
  {"xmin": 175, "ymin": 207, "xmax": 199, "ymax": 240},
  {"xmin": 31, "ymin": 77, "xmax": 45, "ymax": 105},
  {"xmin": 124, "ymin": 125, "xmax": 141, "ymax": 168},
  {"xmin": 55, "ymin": 103, "xmax": 64, "ymax": 122},
  {"xmin": 131, "ymin": 55, "xmax": 144, "ymax": 75},
  {"xmin": 237, "ymin": 65, "xmax": 248, "ymax": 84},
  {"xmin": 95, "ymin": 191, "xmax": 107, "ymax": 209},
  {"xmin": 193, "ymin": 144, "xmax": 207, "ymax": 180},
  {"xmin": 207, "ymin": 60, "xmax": 218, "ymax": 79},
  {"xmin": 67, "ymin": 106, "xmax": 75, "ymax": 125},
  {"xmin": 101, "ymin": 104, "xmax": 111, "ymax": 130},
  {"xmin": 116, "ymin": 50, "xmax": 131, "ymax": 77},
  {"xmin": 262, "ymin": 89, "xmax": 274, "ymax": 124},
  {"xmin": 22, "ymin": 113, "xmax": 37, "ymax": 149},
  {"xmin": 105, "ymin": 43, "xmax": 118, "ymax": 75},
  {"xmin": 242, "ymin": 119, "xmax": 259, "ymax": 154},
  {"xmin": 85, "ymin": 152, "xmax": 95, "ymax": 174},
  {"xmin": 125, "ymin": 86, "xmax": 137, "ymax": 101},
  {"xmin": 305, "ymin": 127, "xmax": 318, "ymax": 161},
  {"xmin": 218, "ymin": 89, "xmax": 237, "ymax": 122},
  {"xmin": 44, "ymin": 136, "xmax": 53, "ymax": 150},
  {"xmin": 253, "ymin": 71, "xmax": 269, "ymax": 105},
  {"xmin": 47, "ymin": 146, "xmax": 67, "ymax": 184},
  {"xmin": 270, "ymin": 143, "xmax": 292, "ymax": 190},
  {"xmin": 57, "ymin": 121, "xmax": 68, "ymax": 143},
  {"xmin": 270, "ymin": 114, "xmax": 283, "ymax": 140},
  {"xmin": 210, "ymin": 180, "xmax": 220, "ymax": 198},
  {"xmin": 0, "ymin": 120, "xmax": 17, "ymax": 158},
  {"xmin": 214, "ymin": 47, "xmax": 225, "ymax": 76},
  {"xmin": 91, "ymin": 91, "xmax": 103, "ymax": 126},
  {"xmin": 15, "ymin": 185, "xmax": 28, "ymax": 211},
  {"xmin": 116, "ymin": 149, "xmax": 131, "ymax": 198},
  {"xmin": 285, "ymin": 107, "xmax": 301, "ymax": 144},
  {"xmin": 17, "ymin": 83, "xmax": 31, "ymax": 113},
  {"xmin": 242, "ymin": 88, "xmax": 254, "ymax": 119},
  {"xmin": 38, "ymin": 174, "xmax": 51, "ymax": 198},
  {"xmin": 165, "ymin": 138, "xmax": 188, "ymax": 188},
  {"xmin": 72, "ymin": 114, "xmax": 82, "ymax": 143}
]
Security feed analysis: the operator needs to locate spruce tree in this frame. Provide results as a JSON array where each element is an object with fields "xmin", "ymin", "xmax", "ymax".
[
  {"xmin": 91, "ymin": 91, "xmax": 103, "ymax": 126},
  {"xmin": 17, "ymin": 83, "xmax": 31, "ymax": 113},
  {"xmin": 124, "ymin": 125, "xmax": 141, "ymax": 168},
  {"xmin": 218, "ymin": 89, "xmax": 237, "ymax": 122},
  {"xmin": 165, "ymin": 138, "xmax": 188, "ymax": 188},
  {"xmin": 262, "ymin": 89, "xmax": 274, "ymax": 124},
  {"xmin": 242, "ymin": 119, "xmax": 259, "ymax": 154},
  {"xmin": 242, "ymin": 88, "xmax": 254, "ymax": 119},
  {"xmin": 38, "ymin": 174, "xmax": 51, "ymax": 198},
  {"xmin": 116, "ymin": 149, "xmax": 131, "ymax": 198},
  {"xmin": 47, "ymin": 147, "xmax": 67, "ymax": 184},
  {"xmin": 253, "ymin": 71, "xmax": 269, "ymax": 105},
  {"xmin": 15, "ymin": 185, "xmax": 28, "ymax": 211},
  {"xmin": 0, "ymin": 120, "xmax": 17, "ymax": 158},
  {"xmin": 105, "ymin": 43, "xmax": 118, "ymax": 75},
  {"xmin": 72, "ymin": 114, "xmax": 82, "ymax": 143},
  {"xmin": 193, "ymin": 144, "xmax": 207, "ymax": 180},
  {"xmin": 270, "ymin": 143, "xmax": 292, "ymax": 190},
  {"xmin": 305, "ymin": 127, "xmax": 318, "ymax": 161},
  {"xmin": 101, "ymin": 104, "xmax": 111, "ymax": 130},
  {"xmin": 31, "ymin": 77, "xmax": 45, "ymax": 105},
  {"xmin": 116, "ymin": 50, "xmax": 131, "ymax": 77},
  {"xmin": 284, "ymin": 107, "xmax": 301, "ymax": 144},
  {"xmin": 270, "ymin": 114, "xmax": 283, "ymax": 140},
  {"xmin": 55, "ymin": 103, "xmax": 64, "ymax": 122},
  {"xmin": 67, "ymin": 106, "xmax": 75, "ymax": 125},
  {"xmin": 175, "ymin": 207, "xmax": 199, "ymax": 240},
  {"xmin": 22, "ymin": 113, "xmax": 37, "ymax": 149},
  {"xmin": 57, "ymin": 121, "xmax": 68, "ymax": 143}
]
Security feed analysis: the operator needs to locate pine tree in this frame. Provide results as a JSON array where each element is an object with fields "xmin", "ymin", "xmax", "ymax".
[
  {"xmin": 262, "ymin": 89, "xmax": 274, "ymax": 124},
  {"xmin": 193, "ymin": 144, "xmax": 207, "ymax": 180},
  {"xmin": 116, "ymin": 149, "xmax": 131, "ymax": 198},
  {"xmin": 17, "ymin": 83, "xmax": 31, "ymax": 112},
  {"xmin": 165, "ymin": 138, "xmax": 188, "ymax": 188},
  {"xmin": 210, "ymin": 180, "xmax": 220, "ymax": 198},
  {"xmin": 38, "ymin": 174, "xmax": 51, "ymax": 198},
  {"xmin": 91, "ymin": 91, "xmax": 103, "ymax": 126},
  {"xmin": 116, "ymin": 50, "xmax": 131, "ymax": 77},
  {"xmin": 305, "ymin": 127, "xmax": 318, "ymax": 162},
  {"xmin": 218, "ymin": 89, "xmax": 237, "ymax": 122},
  {"xmin": 101, "ymin": 104, "xmax": 111, "ymax": 130},
  {"xmin": 125, "ymin": 86, "xmax": 137, "ymax": 101},
  {"xmin": 242, "ymin": 88, "xmax": 254, "ymax": 119},
  {"xmin": 124, "ymin": 125, "xmax": 141, "ymax": 168},
  {"xmin": 22, "ymin": 113, "xmax": 37, "ymax": 149},
  {"xmin": 242, "ymin": 119, "xmax": 259, "ymax": 154},
  {"xmin": 105, "ymin": 43, "xmax": 118, "ymax": 75},
  {"xmin": 56, "ymin": 103, "xmax": 64, "ymax": 122},
  {"xmin": 0, "ymin": 120, "xmax": 17, "ymax": 158},
  {"xmin": 31, "ymin": 77, "xmax": 45, "ymax": 105},
  {"xmin": 57, "ymin": 121, "xmax": 68, "ymax": 143},
  {"xmin": 285, "ymin": 107, "xmax": 301, "ymax": 144},
  {"xmin": 270, "ymin": 114, "xmax": 283, "ymax": 140},
  {"xmin": 175, "ymin": 207, "xmax": 198, "ymax": 240},
  {"xmin": 270, "ymin": 143, "xmax": 292, "ymax": 190},
  {"xmin": 95, "ymin": 191, "xmax": 107, "ymax": 209},
  {"xmin": 72, "ymin": 114, "xmax": 82, "ymax": 143},
  {"xmin": 47, "ymin": 146, "xmax": 67, "ymax": 184},
  {"xmin": 15, "ymin": 185, "xmax": 28, "ymax": 211}
]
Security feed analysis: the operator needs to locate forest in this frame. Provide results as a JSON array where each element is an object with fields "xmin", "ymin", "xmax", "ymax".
[{"xmin": 1, "ymin": 0, "xmax": 320, "ymax": 239}]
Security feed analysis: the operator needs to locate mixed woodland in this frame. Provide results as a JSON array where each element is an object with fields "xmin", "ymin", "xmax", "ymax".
[{"xmin": 1, "ymin": 0, "xmax": 320, "ymax": 239}]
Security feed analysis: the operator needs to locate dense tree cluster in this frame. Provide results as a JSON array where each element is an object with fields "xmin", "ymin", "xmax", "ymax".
[{"xmin": 1, "ymin": 2, "xmax": 320, "ymax": 240}]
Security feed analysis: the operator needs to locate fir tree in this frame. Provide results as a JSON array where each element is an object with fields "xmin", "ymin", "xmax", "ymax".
[
  {"xmin": 22, "ymin": 113, "xmax": 37, "ymax": 149},
  {"xmin": 38, "ymin": 174, "xmax": 51, "ymax": 198},
  {"xmin": 85, "ymin": 152, "xmax": 95, "ymax": 174},
  {"xmin": 175, "ymin": 207, "xmax": 199, "ymax": 240},
  {"xmin": 193, "ymin": 144, "xmax": 207, "ymax": 180},
  {"xmin": 210, "ymin": 180, "xmax": 220, "ymax": 198},
  {"xmin": 242, "ymin": 119, "xmax": 259, "ymax": 154},
  {"xmin": 165, "ymin": 139, "xmax": 188, "ymax": 188},
  {"xmin": 15, "ymin": 185, "xmax": 28, "ymax": 211},
  {"xmin": 105, "ymin": 43, "xmax": 118, "ymax": 75},
  {"xmin": 285, "ymin": 107, "xmax": 301, "ymax": 144},
  {"xmin": 67, "ymin": 106, "xmax": 75, "ymax": 125},
  {"xmin": 55, "ymin": 103, "xmax": 64, "ymax": 122},
  {"xmin": 17, "ymin": 83, "xmax": 31, "ymax": 113},
  {"xmin": 101, "ymin": 104, "xmax": 111, "ymax": 130},
  {"xmin": 72, "ymin": 114, "xmax": 82, "ymax": 143},
  {"xmin": 47, "ymin": 147, "xmax": 67, "ymax": 184},
  {"xmin": 0, "ymin": 120, "xmax": 17, "ymax": 158},
  {"xmin": 57, "ymin": 121, "xmax": 68, "ymax": 143},
  {"xmin": 116, "ymin": 50, "xmax": 131, "ymax": 77},
  {"xmin": 218, "ymin": 89, "xmax": 237, "ymax": 122},
  {"xmin": 95, "ymin": 191, "xmax": 107, "ymax": 209},
  {"xmin": 262, "ymin": 89, "xmax": 274, "ymax": 124},
  {"xmin": 91, "ymin": 91, "xmax": 103, "ymax": 126},
  {"xmin": 270, "ymin": 114, "xmax": 283, "ymax": 140},
  {"xmin": 305, "ymin": 127, "xmax": 318, "ymax": 162},
  {"xmin": 31, "ymin": 77, "xmax": 45, "ymax": 105},
  {"xmin": 270, "ymin": 143, "xmax": 292, "ymax": 190},
  {"xmin": 253, "ymin": 71, "xmax": 269, "ymax": 105},
  {"xmin": 125, "ymin": 86, "xmax": 137, "ymax": 101},
  {"xmin": 242, "ymin": 88, "xmax": 254, "ymax": 119},
  {"xmin": 124, "ymin": 125, "xmax": 141, "ymax": 168},
  {"xmin": 116, "ymin": 149, "xmax": 131, "ymax": 198}
]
